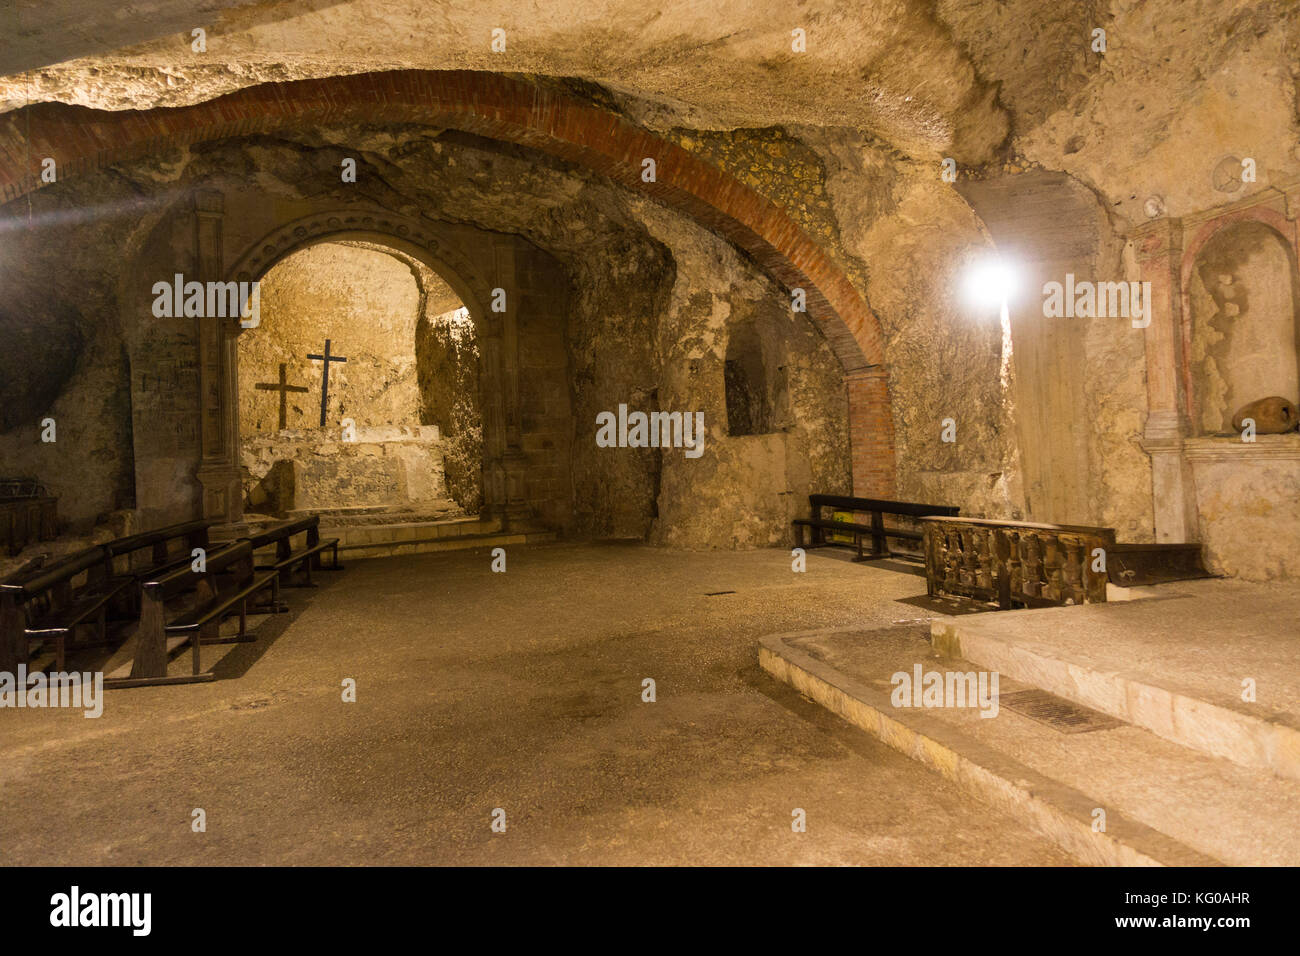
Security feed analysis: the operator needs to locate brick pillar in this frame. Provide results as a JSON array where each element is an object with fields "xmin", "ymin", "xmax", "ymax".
[{"xmin": 846, "ymin": 368, "xmax": 896, "ymax": 498}]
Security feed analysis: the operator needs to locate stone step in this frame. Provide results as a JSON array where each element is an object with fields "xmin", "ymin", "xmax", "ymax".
[
  {"xmin": 320, "ymin": 516, "xmax": 557, "ymax": 560},
  {"xmin": 930, "ymin": 583, "xmax": 1300, "ymax": 781},
  {"xmin": 759, "ymin": 623, "xmax": 1300, "ymax": 866},
  {"xmin": 294, "ymin": 502, "xmax": 463, "ymax": 526}
]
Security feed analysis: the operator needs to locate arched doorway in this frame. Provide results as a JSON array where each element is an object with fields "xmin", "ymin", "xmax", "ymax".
[{"xmin": 236, "ymin": 240, "xmax": 484, "ymax": 522}]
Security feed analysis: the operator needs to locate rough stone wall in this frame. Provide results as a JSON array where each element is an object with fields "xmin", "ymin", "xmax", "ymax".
[
  {"xmin": 1082, "ymin": 231, "xmax": 1153, "ymax": 544},
  {"xmin": 417, "ymin": 307, "xmax": 482, "ymax": 514},
  {"xmin": 5, "ymin": 119, "xmax": 850, "ymax": 548},
  {"xmin": 1188, "ymin": 445, "xmax": 1300, "ymax": 580},
  {"xmin": 143, "ymin": 134, "xmax": 578, "ymax": 531},
  {"xmin": 634, "ymin": 199, "xmax": 850, "ymax": 549},
  {"xmin": 238, "ymin": 242, "xmax": 423, "ymax": 434},
  {"xmin": 805, "ymin": 133, "xmax": 1027, "ymax": 518},
  {"xmin": 0, "ymin": 176, "xmax": 139, "ymax": 529}
]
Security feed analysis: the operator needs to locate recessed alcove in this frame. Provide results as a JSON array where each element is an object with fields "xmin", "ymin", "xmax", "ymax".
[
  {"xmin": 1189, "ymin": 221, "xmax": 1300, "ymax": 435},
  {"xmin": 236, "ymin": 241, "xmax": 480, "ymax": 518}
]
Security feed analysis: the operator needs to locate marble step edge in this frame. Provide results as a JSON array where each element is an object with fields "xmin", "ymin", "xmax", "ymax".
[
  {"xmin": 758, "ymin": 630, "xmax": 1221, "ymax": 868},
  {"xmin": 931, "ymin": 619, "xmax": 1300, "ymax": 782}
]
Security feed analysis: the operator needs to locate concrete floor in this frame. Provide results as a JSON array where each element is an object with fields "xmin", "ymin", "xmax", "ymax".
[{"xmin": 0, "ymin": 543, "xmax": 1074, "ymax": 865}]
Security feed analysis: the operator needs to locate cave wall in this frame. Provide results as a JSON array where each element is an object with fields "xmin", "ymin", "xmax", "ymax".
[
  {"xmin": 0, "ymin": 176, "xmax": 139, "ymax": 530},
  {"xmin": 238, "ymin": 242, "xmax": 425, "ymax": 435},
  {"xmin": 4, "ymin": 123, "xmax": 850, "ymax": 549}
]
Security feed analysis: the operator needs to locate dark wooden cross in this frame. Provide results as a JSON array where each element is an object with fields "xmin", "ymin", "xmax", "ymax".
[
  {"xmin": 254, "ymin": 363, "xmax": 309, "ymax": 430},
  {"xmin": 306, "ymin": 338, "xmax": 348, "ymax": 427}
]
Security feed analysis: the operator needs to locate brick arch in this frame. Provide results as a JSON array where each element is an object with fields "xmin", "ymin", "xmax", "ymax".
[{"xmin": 0, "ymin": 70, "xmax": 895, "ymax": 495}]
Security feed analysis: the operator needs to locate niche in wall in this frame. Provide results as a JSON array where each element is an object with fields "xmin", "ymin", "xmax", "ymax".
[
  {"xmin": 724, "ymin": 309, "xmax": 789, "ymax": 437},
  {"xmin": 1190, "ymin": 221, "xmax": 1300, "ymax": 434}
]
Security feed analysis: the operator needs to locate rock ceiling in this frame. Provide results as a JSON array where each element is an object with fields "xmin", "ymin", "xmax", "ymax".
[{"xmin": 2, "ymin": 0, "xmax": 1299, "ymax": 220}]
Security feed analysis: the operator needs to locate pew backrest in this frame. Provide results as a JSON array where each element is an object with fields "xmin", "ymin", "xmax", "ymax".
[
  {"xmin": 145, "ymin": 540, "xmax": 252, "ymax": 603},
  {"xmin": 246, "ymin": 515, "xmax": 319, "ymax": 551},
  {"xmin": 809, "ymin": 494, "xmax": 960, "ymax": 519},
  {"xmin": 104, "ymin": 520, "xmax": 212, "ymax": 577},
  {"xmin": 1, "ymin": 545, "xmax": 108, "ymax": 607}
]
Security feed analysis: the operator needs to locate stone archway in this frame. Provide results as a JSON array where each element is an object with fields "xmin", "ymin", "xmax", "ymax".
[
  {"xmin": 1, "ymin": 70, "xmax": 897, "ymax": 495},
  {"xmin": 207, "ymin": 208, "xmax": 537, "ymax": 526}
]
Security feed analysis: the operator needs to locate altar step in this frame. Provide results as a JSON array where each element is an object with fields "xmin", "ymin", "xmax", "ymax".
[
  {"xmin": 932, "ymin": 579, "xmax": 1300, "ymax": 781},
  {"xmin": 285, "ymin": 501, "xmax": 463, "ymax": 525},
  {"xmin": 759, "ymin": 579, "xmax": 1300, "ymax": 865},
  {"xmin": 319, "ymin": 514, "xmax": 557, "ymax": 560}
]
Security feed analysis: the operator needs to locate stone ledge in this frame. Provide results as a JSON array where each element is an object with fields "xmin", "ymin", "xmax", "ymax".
[
  {"xmin": 1183, "ymin": 433, "xmax": 1300, "ymax": 462},
  {"xmin": 758, "ymin": 630, "xmax": 1219, "ymax": 867},
  {"xmin": 932, "ymin": 614, "xmax": 1300, "ymax": 781}
]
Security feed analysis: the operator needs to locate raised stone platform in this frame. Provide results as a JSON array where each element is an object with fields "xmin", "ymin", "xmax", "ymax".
[
  {"xmin": 323, "ymin": 515, "xmax": 557, "ymax": 559},
  {"xmin": 245, "ymin": 509, "xmax": 557, "ymax": 560},
  {"xmin": 932, "ymin": 578, "xmax": 1300, "ymax": 779},
  {"xmin": 760, "ymin": 575, "xmax": 1300, "ymax": 866}
]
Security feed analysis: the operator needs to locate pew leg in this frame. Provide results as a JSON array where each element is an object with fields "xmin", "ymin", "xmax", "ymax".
[
  {"xmin": 253, "ymin": 577, "xmax": 288, "ymax": 614},
  {"xmin": 130, "ymin": 593, "xmax": 169, "ymax": 681},
  {"xmin": 0, "ymin": 593, "xmax": 25, "ymax": 675},
  {"xmin": 56, "ymin": 633, "xmax": 65, "ymax": 673},
  {"xmin": 239, "ymin": 600, "xmax": 247, "ymax": 639}
]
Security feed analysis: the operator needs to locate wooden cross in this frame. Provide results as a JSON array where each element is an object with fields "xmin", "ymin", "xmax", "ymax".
[
  {"xmin": 254, "ymin": 363, "xmax": 309, "ymax": 430},
  {"xmin": 306, "ymin": 338, "xmax": 348, "ymax": 427}
]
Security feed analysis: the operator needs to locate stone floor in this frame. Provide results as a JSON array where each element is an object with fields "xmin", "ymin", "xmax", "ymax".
[{"xmin": 0, "ymin": 543, "xmax": 1072, "ymax": 866}]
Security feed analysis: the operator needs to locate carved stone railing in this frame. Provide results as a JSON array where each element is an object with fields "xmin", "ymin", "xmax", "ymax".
[{"xmin": 921, "ymin": 517, "xmax": 1116, "ymax": 609}]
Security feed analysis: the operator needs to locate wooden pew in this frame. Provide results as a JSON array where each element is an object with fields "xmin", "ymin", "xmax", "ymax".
[
  {"xmin": 98, "ymin": 520, "xmax": 212, "ymax": 611},
  {"xmin": 793, "ymin": 494, "xmax": 960, "ymax": 561},
  {"xmin": 0, "ymin": 545, "xmax": 131, "ymax": 674},
  {"xmin": 101, "ymin": 520, "xmax": 212, "ymax": 579},
  {"xmin": 1, "ymin": 554, "xmax": 48, "ymax": 585},
  {"xmin": 0, "ymin": 491, "xmax": 58, "ymax": 556},
  {"xmin": 246, "ymin": 515, "xmax": 341, "ymax": 592},
  {"xmin": 106, "ymin": 540, "xmax": 279, "ymax": 689}
]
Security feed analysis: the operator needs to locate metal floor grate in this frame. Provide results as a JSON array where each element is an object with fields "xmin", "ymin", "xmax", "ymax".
[{"xmin": 998, "ymin": 689, "xmax": 1124, "ymax": 734}]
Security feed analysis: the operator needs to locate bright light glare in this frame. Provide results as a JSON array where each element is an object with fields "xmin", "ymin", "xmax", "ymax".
[{"xmin": 963, "ymin": 257, "xmax": 1018, "ymax": 309}]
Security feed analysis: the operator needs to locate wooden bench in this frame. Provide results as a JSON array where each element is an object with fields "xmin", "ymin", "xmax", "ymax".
[
  {"xmin": 98, "ymin": 520, "xmax": 213, "ymax": 612},
  {"xmin": 246, "ymin": 515, "xmax": 341, "ymax": 592},
  {"xmin": 102, "ymin": 520, "xmax": 212, "ymax": 580},
  {"xmin": 0, "ymin": 479, "xmax": 58, "ymax": 556},
  {"xmin": 106, "ymin": 540, "xmax": 280, "ymax": 689},
  {"xmin": 0, "ymin": 545, "xmax": 131, "ymax": 674},
  {"xmin": 793, "ymin": 494, "xmax": 961, "ymax": 561}
]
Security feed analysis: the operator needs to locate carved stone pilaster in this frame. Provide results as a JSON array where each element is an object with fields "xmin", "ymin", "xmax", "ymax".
[
  {"xmin": 192, "ymin": 189, "xmax": 243, "ymax": 524},
  {"xmin": 1140, "ymin": 410, "xmax": 1200, "ymax": 544},
  {"xmin": 1132, "ymin": 218, "xmax": 1199, "ymax": 543}
]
